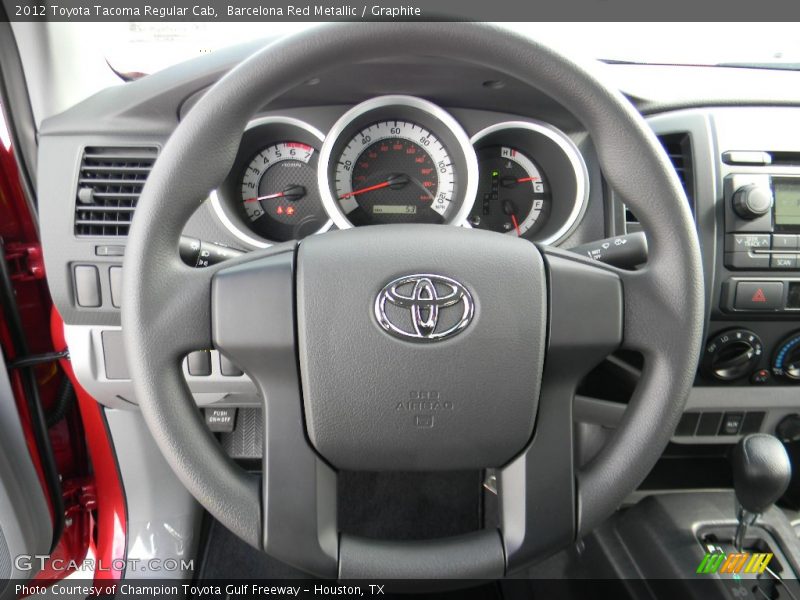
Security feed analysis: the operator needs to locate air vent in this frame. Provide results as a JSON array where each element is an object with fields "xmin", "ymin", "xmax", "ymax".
[
  {"xmin": 658, "ymin": 132, "xmax": 695, "ymax": 207},
  {"xmin": 625, "ymin": 133, "xmax": 694, "ymax": 233},
  {"xmin": 74, "ymin": 146, "xmax": 158, "ymax": 237}
]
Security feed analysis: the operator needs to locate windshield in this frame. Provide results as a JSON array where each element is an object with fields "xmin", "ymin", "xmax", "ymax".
[{"xmin": 97, "ymin": 22, "xmax": 800, "ymax": 77}]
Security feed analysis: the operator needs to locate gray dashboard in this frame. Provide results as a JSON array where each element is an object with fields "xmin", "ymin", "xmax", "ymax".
[{"xmin": 35, "ymin": 38, "xmax": 800, "ymax": 447}]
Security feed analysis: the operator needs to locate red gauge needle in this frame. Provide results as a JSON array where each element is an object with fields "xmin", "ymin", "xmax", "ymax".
[
  {"xmin": 339, "ymin": 173, "xmax": 411, "ymax": 200},
  {"xmin": 510, "ymin": 214, "xmax": 522, "ymax": 236},
  {"xmin": 338, "ymin": 180, "xmax": 392, "ymax": 200},
  {"xmin": 500, "ymin": 175, "xmax": 540, "ymax": 188}
]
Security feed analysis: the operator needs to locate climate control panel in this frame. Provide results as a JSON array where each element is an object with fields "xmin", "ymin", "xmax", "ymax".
[{"xmin": 701, "ymin": 326, "xmax": 800, "ymax": 385}]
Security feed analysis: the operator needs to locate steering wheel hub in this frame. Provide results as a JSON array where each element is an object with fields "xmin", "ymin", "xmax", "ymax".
[{"xmin": 292, "ymin": 225, "xmax": 546, "ymax": 471}]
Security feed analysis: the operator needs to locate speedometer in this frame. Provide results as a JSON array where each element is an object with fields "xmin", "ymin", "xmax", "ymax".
[
  {"xmin": 335, "ymin": 121, "xmax": 455, "ymax": 225},
  {"xmin": 319, "ymin": 96, "xmax": 477, "ymax": 229}
]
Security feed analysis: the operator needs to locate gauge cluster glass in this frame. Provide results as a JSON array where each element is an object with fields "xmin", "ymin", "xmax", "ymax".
[{"xmin": 212, "ymin": 100, "xmax": 589, "ymax": 248}]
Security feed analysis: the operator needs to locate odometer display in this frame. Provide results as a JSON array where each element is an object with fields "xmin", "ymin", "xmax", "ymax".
[
  {"xmin": 373, "ymin": 205, "xmax": 417, "ymax": 215},
  {"xmin": 334, "ymin": 121, "xmax": 456, "ymax": 225}
]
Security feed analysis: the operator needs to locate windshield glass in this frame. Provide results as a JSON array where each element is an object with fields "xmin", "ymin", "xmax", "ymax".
[{"xmin": 96, "ymin": 22, "xmax": 800, "ymax": 77}]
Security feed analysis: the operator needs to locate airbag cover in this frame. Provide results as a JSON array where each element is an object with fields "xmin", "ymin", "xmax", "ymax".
[{"xmin": 296, "ymin": 225, "xmax": 546, "ymax": 470}]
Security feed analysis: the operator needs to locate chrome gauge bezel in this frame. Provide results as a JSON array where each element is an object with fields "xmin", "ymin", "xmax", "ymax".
[
  {"xmin": 211, "ymin": 116, "xmax": 331, "ymax": 248},
  {"xmin": 318, "ymin": 95, "xmax": 479, "ymax": 230},
  {"xmin": 470, "ymin": 120, "xmax": 590, "ymax": 246}
]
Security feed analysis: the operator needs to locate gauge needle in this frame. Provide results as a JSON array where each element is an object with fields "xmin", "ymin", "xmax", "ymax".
[
  {"xmin": 500, "ymin": 175, "xmax": 539, "ymax": 188},
  {"xmin": 244, "ymin": 185, "xmax": 306, "ymax": 203},
  {"xmin": 339, "ymin": 173, "xmax": 411, "ymax": 199},
  {"xmin": 503, "ymin": 198, "xmax": 522, "ymax": 236}
]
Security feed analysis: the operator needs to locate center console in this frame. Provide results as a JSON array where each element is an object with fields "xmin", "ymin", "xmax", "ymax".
[
  {"xmin": 645, "ymin": 107, "xmax": 800, "ymax": 446},
  {"xmin": 574, "ymin": 436, "xmax": 800, "ymax": 599}
]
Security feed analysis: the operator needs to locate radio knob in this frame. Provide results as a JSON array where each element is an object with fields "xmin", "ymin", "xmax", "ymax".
[{"xmin": 733, "ymin": 184, "xmax": 773, "ymax": 220}]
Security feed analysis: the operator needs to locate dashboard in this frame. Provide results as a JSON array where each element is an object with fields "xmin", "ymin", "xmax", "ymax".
[{"xmin": 33, "ymin": 41, "xmax": 800, "ymax": 462}]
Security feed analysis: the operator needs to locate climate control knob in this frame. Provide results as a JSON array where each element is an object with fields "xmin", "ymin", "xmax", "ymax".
[
  {"xmin": 703, "ymin": 329, "xmax": 763, "ymax": 381},
  {"xmin": 772, "ymin": 332, "xmax": 800, "ymax": 382},
  {"xmin": 733, "ymin": 184, "xmax": 773, "ymax": 220}
]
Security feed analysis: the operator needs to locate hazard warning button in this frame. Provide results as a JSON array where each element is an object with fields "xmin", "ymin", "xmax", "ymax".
[{"xmin": 734, "ymin": 281, "xmax": 784, "ymax": 310}]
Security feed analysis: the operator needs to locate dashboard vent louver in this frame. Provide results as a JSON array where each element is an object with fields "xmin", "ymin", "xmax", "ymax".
[
  {"xmin": 625, "ymin": 133, "xmax": 694, "ymax": 233},
  {"xmin": 658, "ymin": 133, "xmax": 695, "ymax": 208},
  {"xmin": 74, "ymin": 146, "xmax": 158, "ymax": 237}
]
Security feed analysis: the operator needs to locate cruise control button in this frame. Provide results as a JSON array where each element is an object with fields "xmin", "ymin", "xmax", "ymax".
[
  {"xmin": 734, "ymin": 281, "xmax": 783, "ymax": 310},
  {"xmin": 771, "ymin": 254, "xmax": 797, "ymax": 269},
  {"xmin": 726, "ymin": 234, "xmax": 770, "ymax": 252}
]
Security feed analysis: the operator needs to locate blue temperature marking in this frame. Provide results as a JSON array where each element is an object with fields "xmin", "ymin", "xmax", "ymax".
[{"xmin": 775, "ymin": 336, "xmax": 800, "ymax": 369}]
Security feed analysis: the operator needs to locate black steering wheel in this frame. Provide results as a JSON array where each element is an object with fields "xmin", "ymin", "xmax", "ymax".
[{"xmin": 121, "ymin": 23, "xmax": 703, "ymax": 579}]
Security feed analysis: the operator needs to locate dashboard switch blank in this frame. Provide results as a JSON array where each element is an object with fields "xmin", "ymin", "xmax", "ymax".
[{"xmin": 74, "ymin": 265, "xmax": 101, "ymax": 307}]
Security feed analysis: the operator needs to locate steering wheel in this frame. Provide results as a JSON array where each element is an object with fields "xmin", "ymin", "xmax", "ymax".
[{"xmin": 121, "ymin": 23, "xmax": 703, "ymax": 579}]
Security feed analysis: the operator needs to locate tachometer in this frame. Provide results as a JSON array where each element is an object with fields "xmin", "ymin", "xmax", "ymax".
[
  {"xmin": 240, "ymin": 141, "xmax": 328, "ymax": 242},
  {"xmin": 212, "ymin": 116, "xmax": 330, "ymax": 248},
  {"xmin": 319, "ymin": 96, "xmax": 477, "ymax": 229}
]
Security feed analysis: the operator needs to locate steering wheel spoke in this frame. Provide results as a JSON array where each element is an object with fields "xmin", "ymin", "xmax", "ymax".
[
  {"xmin": 497, "ymin": 247, "xmax": 623, "ymax": 570},
  {"xmin": 211, "ymin": 244, "xmax": 339, "ymax": 577}
]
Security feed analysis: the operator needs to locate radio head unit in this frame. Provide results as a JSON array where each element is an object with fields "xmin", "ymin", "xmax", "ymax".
[{"xmin": 724, "ymin": 174, "xmax": 800, "ymax": 271}]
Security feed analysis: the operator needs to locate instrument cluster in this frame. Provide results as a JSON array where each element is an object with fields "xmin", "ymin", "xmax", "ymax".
[{"xmin": 212, "ymin": 96, "xmax": 589, "ymax": 248}]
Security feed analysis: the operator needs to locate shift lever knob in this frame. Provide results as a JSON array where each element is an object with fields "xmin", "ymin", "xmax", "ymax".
[{"xmin": 732, "ymin": 434, "xmax": 791, "ymax": 515}]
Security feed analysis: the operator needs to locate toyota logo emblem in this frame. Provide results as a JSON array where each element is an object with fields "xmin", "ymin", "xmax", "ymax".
[{"xmin": 374, "ymin": 274, "xmax": 474, "ymax": 342}]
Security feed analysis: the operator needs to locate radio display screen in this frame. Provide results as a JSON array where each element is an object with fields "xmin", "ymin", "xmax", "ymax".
[{"xmin": 774, "ymin": 179, "xmax": 800, "ymax": 226}]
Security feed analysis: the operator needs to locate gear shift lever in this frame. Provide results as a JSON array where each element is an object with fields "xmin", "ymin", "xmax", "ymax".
[{"xmin": 732, "ymin": 434, "xmax": 792, "ymax": 550}]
